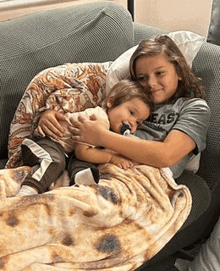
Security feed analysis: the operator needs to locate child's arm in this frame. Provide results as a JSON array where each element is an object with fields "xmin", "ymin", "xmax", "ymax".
[{"xmin": 75, "ymin": 144, "xmax": 133, "ymax": 169}]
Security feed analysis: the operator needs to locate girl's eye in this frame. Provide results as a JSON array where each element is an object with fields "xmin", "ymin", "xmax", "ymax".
[
  {"xmin": 130, "ymin": 110, "xmax": 134, "ymax": 115},
  {"xmin": 156, "ymin": 71, "xmax": 164, "ymax": 76},
  {"xmin": 137, "ymin": 76, "xmax": 147, "ymax": 82}
]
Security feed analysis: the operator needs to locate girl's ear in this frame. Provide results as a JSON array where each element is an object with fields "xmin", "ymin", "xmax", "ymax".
[{"xmin": 106, "ymin": 96, "xmax": 114, "ymax": 108}]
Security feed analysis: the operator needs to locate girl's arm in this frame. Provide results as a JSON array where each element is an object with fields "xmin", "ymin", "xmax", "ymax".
[
  {"xmin": 75, "ymin": 144, "xmax": 133, "ymax": 169},
  {"xmin": 70, "ymin": 115, "xmax": 196, "ymax": 168}
]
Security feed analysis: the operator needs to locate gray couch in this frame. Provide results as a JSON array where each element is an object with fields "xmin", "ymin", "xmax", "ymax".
[
  {"xmin": 207, "ymin": 0, "xmax": 220, "ymax": 46},
  {"xmin": 0, "ymin": 1, "xmax": 220, "ymax": 269}
]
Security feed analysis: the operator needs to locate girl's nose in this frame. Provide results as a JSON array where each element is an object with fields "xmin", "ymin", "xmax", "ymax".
[{"xmin": 148, "ymin": 76, "xmax": 157, "ymax": 88}]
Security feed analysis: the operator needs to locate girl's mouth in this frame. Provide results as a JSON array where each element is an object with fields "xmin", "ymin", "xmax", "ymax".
[{"xmin": 152, "ymin": 88, "xmax": 162, "ymax": 93}]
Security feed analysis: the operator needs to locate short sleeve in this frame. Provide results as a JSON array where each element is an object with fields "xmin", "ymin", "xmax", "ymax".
[{"xmin": 173, "ymin": 99, "xmax": 211, "ymax": 154}]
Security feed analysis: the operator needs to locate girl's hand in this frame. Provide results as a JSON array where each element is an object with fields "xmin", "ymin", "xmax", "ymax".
[
  {"xmin": 38, "ymin": 109, "xmax": 67, "ymax": 139},
  {"xmin": 109, "ymin": 154, "xmax": 133, "ymax": 169},
  {"xmin": 69, "ymin": 114, "xmax": 108, "ymax": 147}
]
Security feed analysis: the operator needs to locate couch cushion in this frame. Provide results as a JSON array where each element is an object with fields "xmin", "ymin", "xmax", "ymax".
[
  {"xmin": 207, "ymin": 0, "xmax": 220, "ymax": 46},
  {"xmin": 193, "ymin": 43, "xmax": 220, "ymax": 191},
  {"xmin": 0, "ymin": 2, "xmax": 134, "ymax": 162},
  {"xmin": 133, "ymin": 22, "xmax": 167, "ymax": 45}
]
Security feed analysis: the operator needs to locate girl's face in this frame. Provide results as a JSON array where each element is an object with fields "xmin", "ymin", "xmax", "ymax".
[
  {"xmin": 107, "ymin": 98, "xmax": 150, "ymax": 134},
  {"xmin": 135, "ymin": 54, "xmax": 181, "ymax": 104}
]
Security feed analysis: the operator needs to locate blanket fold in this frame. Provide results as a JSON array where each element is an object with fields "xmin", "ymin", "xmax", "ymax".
[{"xmin": 0, "ymin": 163, "xmax": 191, "ymax": 270}]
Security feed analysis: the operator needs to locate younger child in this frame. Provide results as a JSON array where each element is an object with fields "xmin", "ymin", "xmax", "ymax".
[{"xmin": 16, "ymin": 79, "xmax": 153, "ymax": 196}]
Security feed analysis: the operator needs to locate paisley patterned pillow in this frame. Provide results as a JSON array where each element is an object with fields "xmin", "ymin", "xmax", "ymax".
[{"xmin": 6, "ymin": 62, "xmax": 112, "ymax": 169}]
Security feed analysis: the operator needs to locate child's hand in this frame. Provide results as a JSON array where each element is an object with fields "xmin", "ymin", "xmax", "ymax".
[
  {"xmin": 109, "ymin": 154, "xmax": 133, "ymax": 169},
  {"xmin": 38, "ymin": 109, "xmax": 67, "ymax": 139}
]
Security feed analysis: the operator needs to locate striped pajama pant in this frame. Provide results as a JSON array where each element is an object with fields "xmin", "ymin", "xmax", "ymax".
[{"xmin": 21, "ymin": 137, "xmax": 66, "ymax": 193}]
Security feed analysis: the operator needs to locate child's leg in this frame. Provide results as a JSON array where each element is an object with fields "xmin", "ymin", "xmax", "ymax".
[
  {"xmin": 17, "ymin": 137, "xmax": 66, "ymax": 196},
  {"xmin": 67, "ymin": 153, "xmax": 99, "ymax": 185}
]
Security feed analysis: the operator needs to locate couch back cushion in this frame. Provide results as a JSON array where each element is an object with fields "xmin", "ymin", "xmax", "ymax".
[
  {"xmin": 207, "ymin": 0, "xmax": 220, "ymax": 46},
  {"xmin": 193, "ymin": 43, "xmax": 220, "ymax": 190},
  {"xmin": 0, "ymin": 2, "xmax": 134, "ymax": 161}
]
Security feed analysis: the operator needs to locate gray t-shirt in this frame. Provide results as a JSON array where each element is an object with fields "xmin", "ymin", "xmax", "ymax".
[{"xmin": 135, "ymin": 97, "xmax": 211, "ymax": 178}]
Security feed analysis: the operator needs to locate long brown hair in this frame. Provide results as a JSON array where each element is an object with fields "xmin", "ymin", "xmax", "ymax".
[{"xmin": 129, "ymin": 35, "xmax": 204, "ymax": 99}]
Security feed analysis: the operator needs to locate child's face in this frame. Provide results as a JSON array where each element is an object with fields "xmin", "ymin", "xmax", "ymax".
[
  {"xmin": 135, "ymin": 54, "xmax": 182, "ymax": 104},
  {"xmin": 107, "ymin": 98, "xmax": 150, "ymax": 134}
]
